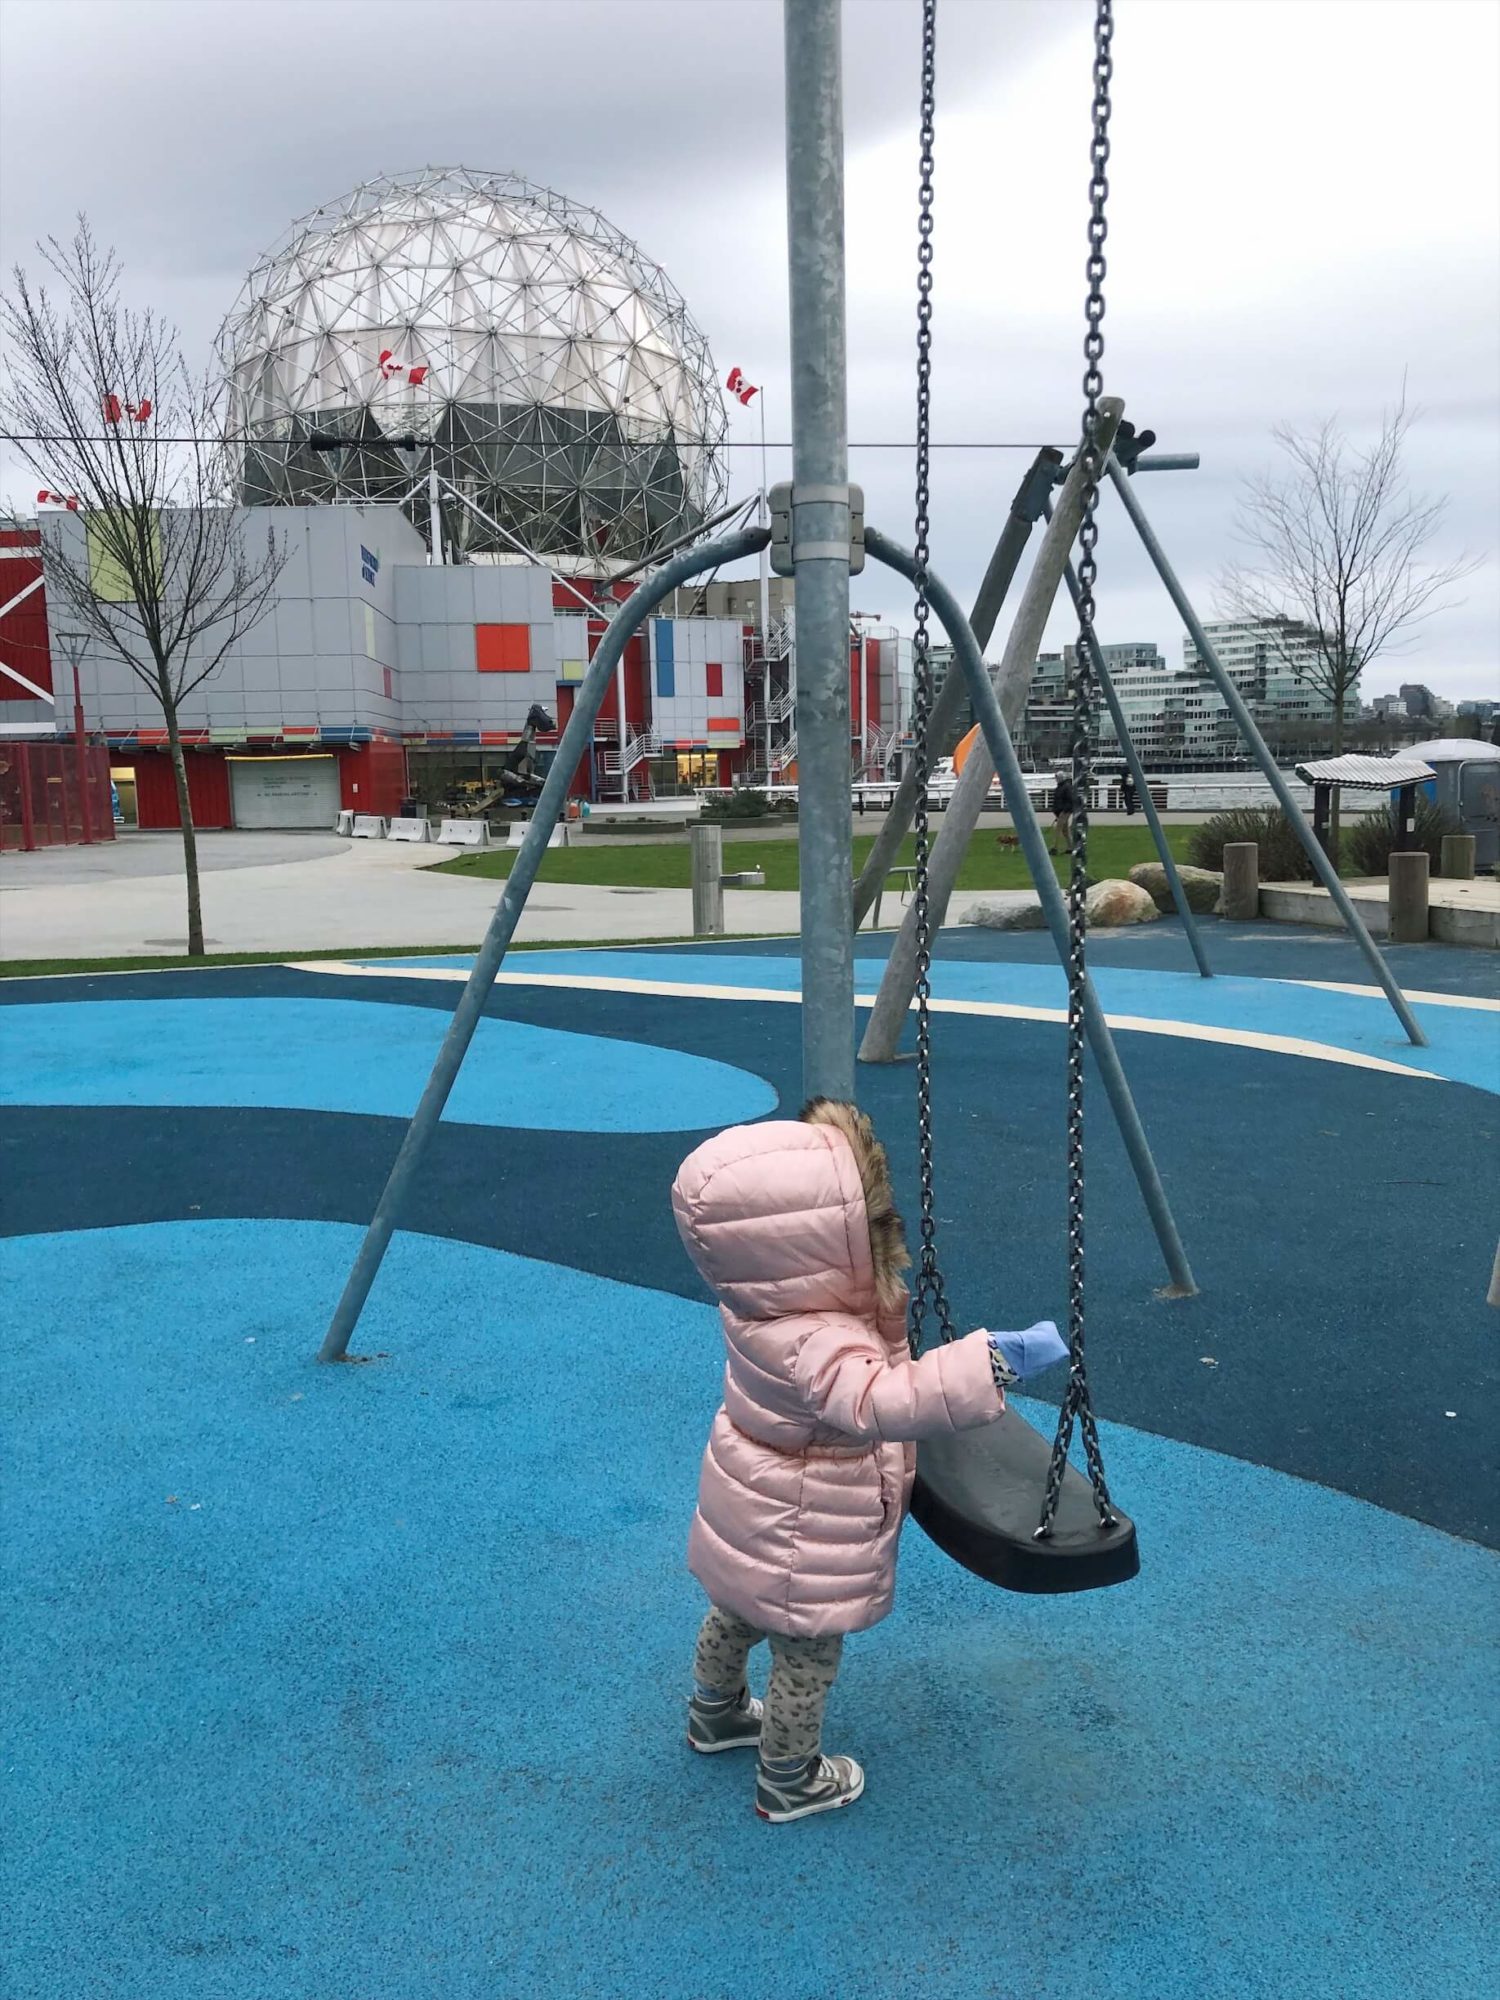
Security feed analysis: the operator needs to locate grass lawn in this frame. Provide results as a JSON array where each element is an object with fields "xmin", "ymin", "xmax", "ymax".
[{"xmin": 431, "ymin": 823, "xmax": 1198, "ymax": 893}]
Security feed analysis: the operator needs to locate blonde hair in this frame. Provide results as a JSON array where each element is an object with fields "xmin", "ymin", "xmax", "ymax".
[{"xmin": 799, "ymin": 1098, "xmax": 911, "ymax": 1312}]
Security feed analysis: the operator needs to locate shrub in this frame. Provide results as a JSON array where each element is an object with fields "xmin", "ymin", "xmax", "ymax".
[
  {"xmin": 1188, "ymin": 806, "xmax": 1317, "ymax": 881},
  {"xmin": 703, "ymin": 787, "xmax": 770, "ymax": 822},
  {"xmin": 1344, "ymin": 796, "xmax": 1460, "ymax": 877}
]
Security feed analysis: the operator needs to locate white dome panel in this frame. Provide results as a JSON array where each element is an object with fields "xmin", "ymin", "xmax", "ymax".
[{"xmin": 216, "ymin": 167, "xmax": 728, "ymax": 564}]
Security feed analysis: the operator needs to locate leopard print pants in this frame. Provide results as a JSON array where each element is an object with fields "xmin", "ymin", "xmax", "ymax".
[{"xmin": 694, "ymin": 1605, "xmax": 844, "ymax": 1764}]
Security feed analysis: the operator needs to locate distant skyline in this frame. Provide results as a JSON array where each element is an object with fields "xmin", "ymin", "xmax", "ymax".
[{"xmin": 2, "ymin": 0, "xmax": 1495, "ymax": 698}]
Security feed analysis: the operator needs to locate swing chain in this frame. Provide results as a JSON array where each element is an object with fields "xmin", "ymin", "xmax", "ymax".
[
  {"xmin": 908, "ymin": 0, "xmax": 955, "ymax": 1360},
  {"xmin": 1038, "ymin": 0, "xmax": 1118, "ymax": 1536}
]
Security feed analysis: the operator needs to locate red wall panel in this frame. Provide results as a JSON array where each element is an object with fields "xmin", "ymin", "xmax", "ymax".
[
  {"xmin": 586, "ymin": 623, "xmax": 650, "ymax": 733},
  {"xmin": 340, "ymin": 740, "xmax": 408, "ymax": 815},
  {"xmin": 848, "ymin": 638, "xmax": 881, "ymax": 736},
  {"xmin": 132, "ymin": 749, "xmax": 232, "ymax": 829},
  {"xmin": 0, "ymin": 531, "xmax": 51, "ymax": 701},
  {"xmin": 475, "ymin": 623, "xmax": 532, "ymax": 673}
]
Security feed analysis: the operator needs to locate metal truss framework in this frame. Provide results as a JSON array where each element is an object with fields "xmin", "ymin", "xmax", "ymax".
[{"xmin": 216, "ymin": 167, "xmax": 729, "ymax": 567}]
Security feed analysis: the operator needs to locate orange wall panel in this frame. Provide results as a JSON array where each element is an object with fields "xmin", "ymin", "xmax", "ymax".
[{"xmin": 475, "ymin": 623, "xmax": 532, "ymax": 673}]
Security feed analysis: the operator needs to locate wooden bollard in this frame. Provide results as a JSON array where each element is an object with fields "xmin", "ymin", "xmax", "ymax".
[
  {"xmin": 1221, "ymin": 841, "xmax": 1259, "ymax": 921},
  {"xmin": 1388, "ymin": 850, "xmax": 1430, "ymax": 944},
  {"xmin": 1440, "ymin": 833, "xmax": 1476, "ymax": 880}
]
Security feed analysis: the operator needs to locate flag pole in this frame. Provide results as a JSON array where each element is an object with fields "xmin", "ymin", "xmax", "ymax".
[{"xmin": 757, "ymin": 389, "xmax": 772, "ymax": 782}]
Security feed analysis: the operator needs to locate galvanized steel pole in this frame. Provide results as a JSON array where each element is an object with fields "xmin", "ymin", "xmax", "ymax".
[
  {"xmin": 785, "ymin": 0, "xmax": 855, "ymax": 1100},
  {"xmin": 851, "ymin": 448, "xmax": 1064, "ymax": 930},
  {"xmin": 318, "ymin": 525, "xmax": 771, "ymax": 1362},
  {"xmin": 1043, "ymin": 495, "xmax": 1212, "ymax": 977},
  {"xmin": 1107, "ymin": 456, "xmax": 1426, "ymax": 1046},
  {"xmin": 865, "ymin": 526, "xmax": 1197, "ymax": 1298},
  {"xmin": 860, "ymin": 402, "xmax": 1123, "ymax": 1063}
]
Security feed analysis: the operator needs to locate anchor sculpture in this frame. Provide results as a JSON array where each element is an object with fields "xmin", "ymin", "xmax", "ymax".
[{"xmin": 455, "ymin": 704, "xmax": 557, "ymax": 815}]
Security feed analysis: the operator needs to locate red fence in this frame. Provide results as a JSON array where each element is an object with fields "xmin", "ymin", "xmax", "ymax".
[{"xmin": 0, "ymin": 741, "xmax": 116, "ymax": 851}]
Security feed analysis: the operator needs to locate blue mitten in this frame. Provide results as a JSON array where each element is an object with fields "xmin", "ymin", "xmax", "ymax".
[{"xmin": 987, "ymin": 1320, "xmax": 1067, "ymax": 1380}]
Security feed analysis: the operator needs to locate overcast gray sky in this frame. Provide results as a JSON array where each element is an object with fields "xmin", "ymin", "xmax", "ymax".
[{"xmin": 2, "ymin": 0, "xmax": 1495, "ymax": 699}]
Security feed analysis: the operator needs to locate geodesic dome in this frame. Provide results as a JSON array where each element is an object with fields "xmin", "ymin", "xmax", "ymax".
[{"xmin": 215, "ymin": 167, "xmax": 729, "ymax": 566}]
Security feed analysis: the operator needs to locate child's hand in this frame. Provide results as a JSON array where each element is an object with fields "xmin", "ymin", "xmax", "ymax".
[{"xmin": 987, "ymin": 1321, "xmax": 1068, "ymax": 1380}]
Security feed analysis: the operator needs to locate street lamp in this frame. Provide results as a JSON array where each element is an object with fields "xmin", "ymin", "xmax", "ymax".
[{"xmin": 55, "ymin": 629, "xmax": 95, "ymax": 845}]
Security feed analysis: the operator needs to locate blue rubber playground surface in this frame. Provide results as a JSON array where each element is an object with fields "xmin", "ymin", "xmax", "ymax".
[{"xmin": 3, "ymin": 917, "xmax": 1497, "ymax": 1999}]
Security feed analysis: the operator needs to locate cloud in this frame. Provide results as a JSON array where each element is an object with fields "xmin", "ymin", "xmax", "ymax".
[{"xmin": 3, "ymin": 0, "xmax": 1495, "ymax": 697}]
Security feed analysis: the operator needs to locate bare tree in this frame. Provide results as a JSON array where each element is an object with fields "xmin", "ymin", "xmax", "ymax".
[
  {"xmin": 1, "ymin": 219, "xmax": 284, "ymax": 954},
  {"xmin": 1222, "ymin": 390, "xmax": 1479, "ymax": 765}
]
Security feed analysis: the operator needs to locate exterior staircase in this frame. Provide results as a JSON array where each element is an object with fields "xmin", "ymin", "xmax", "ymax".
[{"xmin": 599, "ymin": 726, "xmax": 659, "ymax": 778}]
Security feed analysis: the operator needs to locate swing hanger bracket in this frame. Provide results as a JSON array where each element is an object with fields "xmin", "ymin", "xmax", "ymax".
[
  {"xmin": 1012, "ymin": 447, "xmax": 1067, "ymax": 522},
  {"xmin": 1053, "ymin": 417, "xmax": 1164, "ymax": 483},
  {"xmin": 768, "ymin": 479, "xmax": 865, "ymax": 576}
]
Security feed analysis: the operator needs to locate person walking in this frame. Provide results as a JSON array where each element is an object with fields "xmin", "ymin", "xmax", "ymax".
[{"xmin": 1050, "ymin": 768, "xmax": 1077, "ymax": 853}]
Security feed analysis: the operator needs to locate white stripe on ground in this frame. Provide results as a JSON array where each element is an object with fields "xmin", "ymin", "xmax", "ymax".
[
  {"xmin": 1272, "ymin": 977, "xmax": 1500, "ymax": 1013},
  {"xmin": 287, "ymin": 960, "xmax": 1439, "ymax": 1082}
]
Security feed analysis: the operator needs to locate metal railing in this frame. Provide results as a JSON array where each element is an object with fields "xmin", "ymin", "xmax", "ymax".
[
  {"xmin": 600, "ymin": 728, "xmax": 659, "ymax": 776},
  {"xmin": 746, "ymin": 686, "xmax": 796, "ymax": 729},
  {"xmin": 747, "ymin": 615, "xmax": 793, "ymax": 664}
]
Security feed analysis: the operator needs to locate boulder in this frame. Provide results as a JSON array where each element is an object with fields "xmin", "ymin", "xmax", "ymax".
[
  {"xmin": 1085, "ymin": 878, "xmax": 1161, "ymax": 926},
  {"xmin": 964, "ymin": 896, "xmax": 1048, "ymax": 931},
  {"xmin": 1128, "ymin": 860, "xmax": 1224, "ymax": 914}
]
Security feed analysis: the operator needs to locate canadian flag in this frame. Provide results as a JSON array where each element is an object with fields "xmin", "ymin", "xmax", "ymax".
[
  {"xmin": 726, "ymin": 366, "xmax": 759, "ymax": 406},
  {"xmin": 101, "ymin": 394, "xmax": 152, "ymax": 424},
  {"xmin": 37, "ymin": 489, "xmax": 81, "ymax": 511},
  {"xmin": 379, "ymin": 349, "xmax": 429, "ymax": 386}
]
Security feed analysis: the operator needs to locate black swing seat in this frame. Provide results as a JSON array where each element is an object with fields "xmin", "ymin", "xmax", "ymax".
[{"xmin": 912, "ymin": 1407, "xmax": 1140, "ymax": 1595}]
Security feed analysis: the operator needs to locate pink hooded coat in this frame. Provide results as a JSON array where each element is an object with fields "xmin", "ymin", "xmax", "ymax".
[{"xmin": 671, "ymin": 1106, "xmax": 1005, "ymax": 1638}]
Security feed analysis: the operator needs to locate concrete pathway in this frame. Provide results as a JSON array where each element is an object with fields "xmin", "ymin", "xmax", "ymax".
[
  {"xmin": 0, "ymin": 832, "xmax": 816, "ymax": 956},
  {"xmin": 0, "ymin": 827, "xmax": 1040, "ymax": 958},
  {"xmin": 0, "ymin": 830, "xmax": 348, "ymax": 882}
]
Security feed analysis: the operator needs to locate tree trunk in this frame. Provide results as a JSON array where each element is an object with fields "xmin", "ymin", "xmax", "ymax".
[
  {"xmin": 162, "ymin": 682, "xmax": 205, "ymax": 956},
  {"xmin": 1329, "ymin": 692, "xmax": 1345, "ymax": 869}
]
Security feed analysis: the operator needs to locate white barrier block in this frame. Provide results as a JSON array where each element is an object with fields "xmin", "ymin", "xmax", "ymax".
[
  {"xmin": 352, "ymin": 814, "xmax": 388, "ymax": 839},
  {"xmin": 387, "ymin": 816, "xmax": 432, "ymax": 843},
  {"xmin": 437, "ymin": 818, "xmax": 492, "ymax": 847},
  {"xmin": 505, "ymin": 819, "xmax": 570, "ymax": 849},
  {"xmin": 335, "ymin": 809, "xmax": 356, "ymax": 835}
]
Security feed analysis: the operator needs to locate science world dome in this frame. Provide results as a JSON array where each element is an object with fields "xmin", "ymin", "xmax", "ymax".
[{"xmin": 215, "ymin": 167, "xmax": 729, "ymax": 566}]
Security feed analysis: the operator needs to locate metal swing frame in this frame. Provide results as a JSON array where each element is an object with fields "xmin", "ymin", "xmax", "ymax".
[{"xmin": 316, "ymin": 507, "xmax": 1190, "ymax": 1362}]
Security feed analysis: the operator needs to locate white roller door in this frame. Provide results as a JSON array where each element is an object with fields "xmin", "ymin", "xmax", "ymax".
[{"xmin": 228, "ymin": 756, "xmax": 342, "ymax": 829}]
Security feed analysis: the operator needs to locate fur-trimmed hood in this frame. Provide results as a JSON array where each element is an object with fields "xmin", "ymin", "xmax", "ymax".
[
  {"xmin": 797, "ymin": 1098, "xmax": 910, "ymax": 1313},
  {"xmin": 671, "ymin": 1101, "xmax": 911, "ymax": 1321}
]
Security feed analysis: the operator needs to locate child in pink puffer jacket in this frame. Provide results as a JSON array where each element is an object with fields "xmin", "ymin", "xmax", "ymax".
[{"xmin": 671, "ymin": 1098, "xmax": 1063, "ymax": 1823}]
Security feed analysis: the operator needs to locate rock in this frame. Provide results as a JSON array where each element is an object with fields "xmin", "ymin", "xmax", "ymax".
[
  {"xmin": 1085, "ymin": 878, "xmax": 1161, "ymax": 926},
  {"xmin": 1128, "ymin": 861, "xmax": 1224, "ymax": 914},
  {"xmin": 964, "ymin": 896, "xmax": 1048, "ymax": 931}
]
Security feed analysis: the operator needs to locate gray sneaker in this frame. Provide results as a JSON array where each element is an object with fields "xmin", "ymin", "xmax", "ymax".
[
  {"xmin": 754, "ymin": 1754, "xmax": 865, "ymax": 1823},
  {"xmin": 687, "ymin": 1687, "xmax": 764, "ymax": 1754}
]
